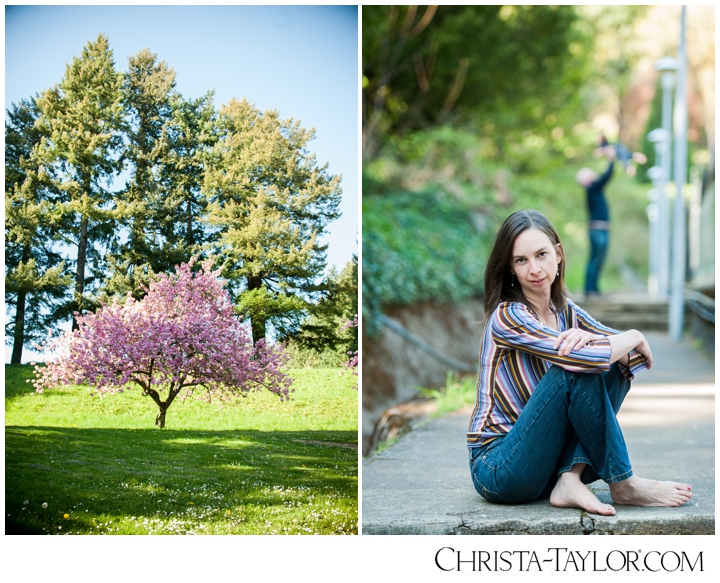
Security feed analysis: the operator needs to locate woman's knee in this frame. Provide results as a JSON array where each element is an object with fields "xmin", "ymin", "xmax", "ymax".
[{"xmin": 544, "ymin": 364, "xmax": 584, "ymax": 386}]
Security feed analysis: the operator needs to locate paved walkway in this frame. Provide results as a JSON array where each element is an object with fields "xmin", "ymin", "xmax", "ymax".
[{"xmin": 362, "ymin": 332, "xmax": 715, "ymax": 535}]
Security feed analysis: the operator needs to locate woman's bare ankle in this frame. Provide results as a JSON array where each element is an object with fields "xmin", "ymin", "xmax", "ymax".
[{"xmin": 550, "ymin": 471, "xmax": 615, "ymax": 516}]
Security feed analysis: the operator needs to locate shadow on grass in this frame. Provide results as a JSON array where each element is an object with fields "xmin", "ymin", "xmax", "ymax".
[{"xmin": 6, "ymin": 426, "xmax": 358, "ymax": 535}]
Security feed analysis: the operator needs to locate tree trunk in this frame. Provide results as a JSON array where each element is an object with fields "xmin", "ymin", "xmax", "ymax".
[
  {"xmin": 247, "ymin": 275, "xmax": 266, "ymax": 344},
  {"xmin": 185, "ymin": 198, "xmax": 194, "ymax": 248},
  {"xmin": 11, "ymin": 243, "xmax": 32, "ymax": 364},
  {"xmin": 152, "ymin": 385, "xmax": 182, "ymax": 429},
  {"xmin": 155, "ymin": 404, "xmax": 167, "ymax": 428},
  {"xmin": 11, "ymin": 290, "xmax": 27, "ymax": 365},
  {"xmin": 73, "ymin": 215, "xmax": 89, "ymax": 331}
]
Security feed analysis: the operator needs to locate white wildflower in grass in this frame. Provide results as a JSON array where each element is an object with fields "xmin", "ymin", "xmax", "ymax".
[{"xmin": 42, "ymin": 502, "xmax": 48, "ymax": 509}]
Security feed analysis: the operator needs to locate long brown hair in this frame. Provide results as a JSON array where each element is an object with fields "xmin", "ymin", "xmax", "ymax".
[{"xmin": 483, "ymin": 209, "xmax": 569, "ymax": 319}]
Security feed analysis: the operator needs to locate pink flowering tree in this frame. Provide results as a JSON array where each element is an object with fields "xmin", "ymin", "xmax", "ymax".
[
  {"xmin": 33, "ymin": 258, "xmax": 293, "ymax": 428},
  {"xmin": 341, "ymin": 314, "xmax": 358, "ymax": 389}
]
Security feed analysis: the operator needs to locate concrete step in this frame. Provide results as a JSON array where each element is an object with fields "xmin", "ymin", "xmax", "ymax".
[
  {"xmin": 363, "ymin": 390, "xmax": 715, "ymax": 535},
  {"xmin": 577, "ymin": 294, "xmax": 678, "ymax": 331}
]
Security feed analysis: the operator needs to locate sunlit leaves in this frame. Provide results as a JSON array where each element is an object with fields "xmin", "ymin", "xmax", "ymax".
[{"xmin": 204, "ymin": 98, "xmax": 343, "ymax": 340}]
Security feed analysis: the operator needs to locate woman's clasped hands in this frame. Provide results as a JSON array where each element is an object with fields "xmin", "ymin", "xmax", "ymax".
[{"xmin": 553, "ymin": 328, "xmax": 605, "ymax": 357}]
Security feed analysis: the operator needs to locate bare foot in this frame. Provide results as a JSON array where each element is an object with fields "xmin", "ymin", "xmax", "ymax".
[
  {"xmin": 610, "ymin": 475, "xmax": 692, "ymax": 507},
  {"xmin": 550, "ymin": 471, "xmax": 616, "ymax": 516}
]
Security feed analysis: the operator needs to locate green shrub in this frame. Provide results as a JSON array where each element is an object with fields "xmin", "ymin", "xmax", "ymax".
[
  {"xmin": 362, "ymin": 188, "xmax": 488, "ymax": 333},
  {"xmin": 283, "ymin": 341, "xmax": 347, "ymax": 369}
]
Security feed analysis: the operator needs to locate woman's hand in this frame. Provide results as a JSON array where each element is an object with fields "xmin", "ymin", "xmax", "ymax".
[
  {"xmin": 554, "ymin": 328, "xmax": 605, "ymax": 357},
  {"xmin": 635, "ymin": 335, "xmax": 653, "ymax": 370},
  {"xmin": 607, "ymin": 329, "xmax": 653, "ymax": 370}
]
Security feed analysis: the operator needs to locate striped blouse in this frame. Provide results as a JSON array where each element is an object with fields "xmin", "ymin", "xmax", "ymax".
[{"xmin": 467, "ymin": 299, "xmax": 648, "ymax": 447}]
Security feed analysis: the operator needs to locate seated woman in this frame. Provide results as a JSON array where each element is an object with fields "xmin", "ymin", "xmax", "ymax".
[{"xmin": 467, "ymin": 209, "xmax": 692, "ymax": 516}]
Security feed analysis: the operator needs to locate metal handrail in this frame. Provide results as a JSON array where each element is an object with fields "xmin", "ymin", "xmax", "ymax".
[
  {"xmin": 377, "ymin": 313, "xmax": 478, "ymax": 373},
  {"xmin": 685, "ymin": 289, "xmax": 715, "ymax": 324}
]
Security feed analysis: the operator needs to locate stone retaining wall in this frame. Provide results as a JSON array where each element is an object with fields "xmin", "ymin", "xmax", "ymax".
[{"xmin": 361, "ymin": 300, "xmax": 484, "ymax": 455}]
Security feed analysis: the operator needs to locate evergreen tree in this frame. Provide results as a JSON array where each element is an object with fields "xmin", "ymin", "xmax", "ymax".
[
  {"xmin": 289, "ymin": 255, "xmax": 358, "ymax": 357},
  {"xmin": 5, "ymin": 97, "xmax": 72, "ymax": 363},
  {"xmin": 35, "ymin": 34, "xmax": 124, "ymax": 328},
  {"xmin": 105, "ymin": 51, "xmax": 219, "ymax": 300},
  {"xmin": 104, "ymin": 48, "xmax": 178, "ymax": 298},
  {"xmin": 204, "ymin": 98, "xmax": 342, "ymax": 343},
  {"xmin": 155, "ymin": 92, "xmax": 218, "ymax": 268}
]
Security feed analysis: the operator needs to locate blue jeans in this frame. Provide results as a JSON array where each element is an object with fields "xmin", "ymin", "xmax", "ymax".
[
  {"xmin": 586, "ymin": 228, "xmax": 609, "ymax": 294},
  {"xmin": 469, "ymin": 363, "xmax": 632, "ymax": 504}
]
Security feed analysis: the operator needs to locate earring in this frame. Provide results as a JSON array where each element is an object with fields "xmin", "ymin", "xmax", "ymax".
[
  {"xmin": 510, "ymin": 273, "xmax": 515, "ymax": 287},
  {"xmin": 557, "ymin": 267, "xmax": 560, "ymax": 277}
]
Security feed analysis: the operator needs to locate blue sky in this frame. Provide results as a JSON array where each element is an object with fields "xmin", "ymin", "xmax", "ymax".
[{"xmin": 4, "ymin": 4, "xmax": 358, "ymax": 269}]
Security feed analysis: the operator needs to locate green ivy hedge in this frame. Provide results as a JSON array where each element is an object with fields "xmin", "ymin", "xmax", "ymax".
[{"xmin": 362, "ymin": 189, "xmax": 489, "ymax": 334}]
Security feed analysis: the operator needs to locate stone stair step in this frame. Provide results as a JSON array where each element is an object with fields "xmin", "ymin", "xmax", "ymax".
[{"xmin": 578, "ymin": 295, "xmax": 673, "ymax": 331}]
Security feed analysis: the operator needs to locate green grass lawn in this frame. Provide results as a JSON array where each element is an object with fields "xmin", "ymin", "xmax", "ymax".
[{"xmin": 5, "ymin": 364, "xmax": 358, "ymax": 535}]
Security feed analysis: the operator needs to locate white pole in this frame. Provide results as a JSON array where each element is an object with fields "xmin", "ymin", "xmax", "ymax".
[
  {"xmin": 669, "ymin": 6, "xmax": 688, "ymax": 340},
  {"xmin": 688, "ymin": 167, "xmax": 702, "ymax": 277},
  {"xmin": 658, "ymin": 73, "xmax": 673, "ymax": 298},
  {"xmin": 646, "ymin": 196, "xmax": 659, "ymax": 297},
  {"xmin": 654, "ymin": 56, "xmax": 678, "ymax": 300},
  {"xmin": 646, "ymin": 130, "xmax": 668, "ymax": 299}
]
